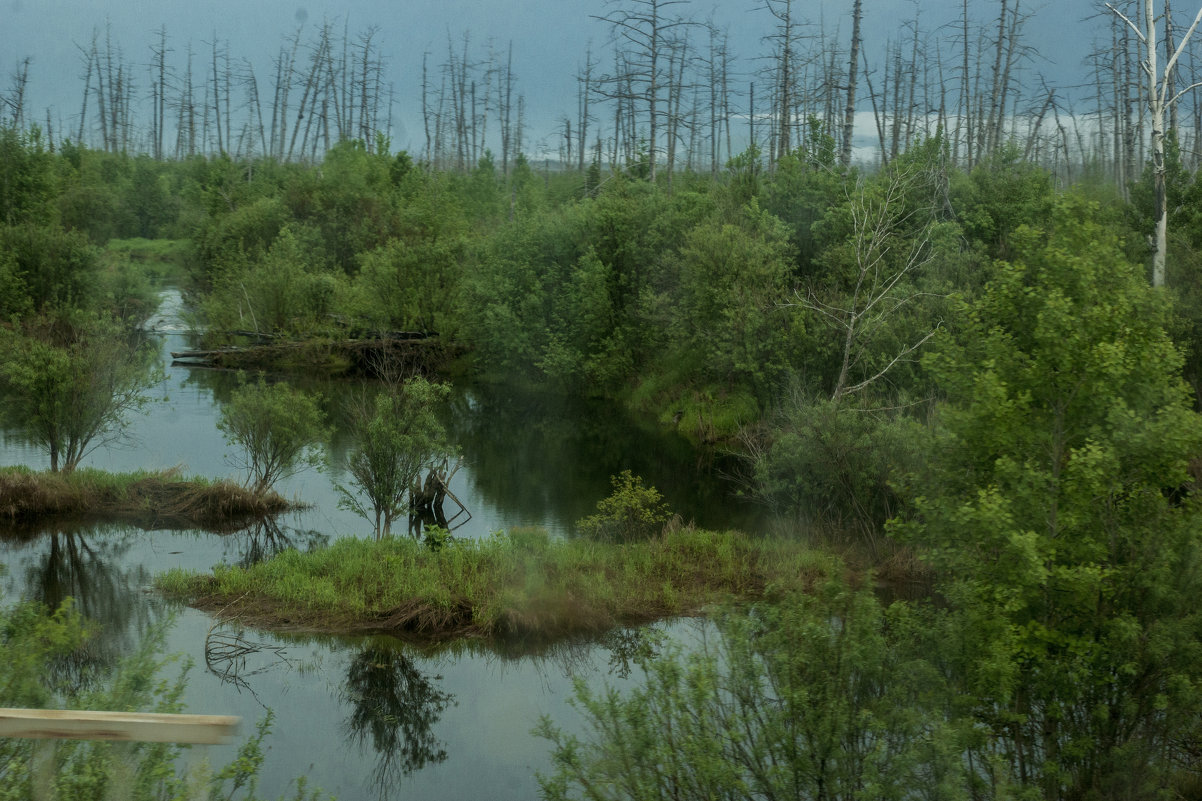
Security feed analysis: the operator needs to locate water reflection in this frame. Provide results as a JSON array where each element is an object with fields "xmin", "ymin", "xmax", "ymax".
[
  {"xmin": 447, "ymin": 384, "xmax": 760, "ymax": 536},
  {"xmin": 0, "ymin": 288, "xmax": 761, "ymax": 800},
  {"xmin": 225, "ymin": 517, "xmax": 329, "ymax": 568},
  {"xmin": 20, "ymin": 526, "xmax": 156, "ymax": 665},
  {"xmin": 342, "ymin": 640, "xmax": 455, "ymax": 797},
  {"xmin": 204, "ymin": 623, "xmax": 296, "ymax": 707}
]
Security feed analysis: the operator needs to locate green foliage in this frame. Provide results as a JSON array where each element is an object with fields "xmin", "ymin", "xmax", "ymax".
[
  {"xmin": 724, "ymin": 144, "xmax": 762, "ymax": 207},
  {"xmin": 576, "ymin": 470, "xmax": 670, "ymax": 542},
  {"xmin": 0, "ymin": 125, "xmax": 56, "ymax": 226},
  {"xmin": 421, "ymin": 525, "xmax": 453, "ymax": 552},
  {"xmin": 801, "ymin": 153, "xmax": 955, "ymax": 401},
  {"xmin": 202, "ymin": 224, "xmax": 349, "ymax": 339},
  {"xmin": 192, "ymin": 195, "xmax": 291, "ymax": 286},
  {"xmin": 336, "ymin": 378, "xmax": 453, "ymax": 538},
  {"xmin": 217, "ymin": 376, "xmax": 328, "ymax": 494},
  {"xmin": 353, "ymin": 225, "xmax": 465, "ymax": 335},
  {"xmin": 0, "ymin": 319, "xmax": 160, "ymax": 472},
  {"xmin": 536, "ymin": 577, "xmax": 989, "ymax": 801},
  {"xmin": 298, "ymin": 139, "xmax": 399, "ymax": 270},
  {"xmin": 664, "ymin": 200, "xmax": 798, "ymax": 400},
  {"xmin": 899, "ymin": 195, "xmax": 1202, "ymax": 797},
  {"xmin": 459, "ymin": 175, "xmax": 714, "ymax": 391},
  {"xmin": 0, "ymin": 224, "xmax": 100, "ymax": 316},
  {"xmin": 752, "ymin": 392, "xmax": 923, "ymax": 543},
  {"xmin": 950, "ymin": 142, "xmax": 1055, "ymax": 261}
]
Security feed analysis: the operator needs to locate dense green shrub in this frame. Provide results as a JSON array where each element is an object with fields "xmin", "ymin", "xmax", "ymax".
[
  {"xmin": 576, "ymin": 470, "xmax": 671, "ymax": 542},
  {"xmin": 536, "ymin": 577, "xmax": 991, "ymax": 800}
]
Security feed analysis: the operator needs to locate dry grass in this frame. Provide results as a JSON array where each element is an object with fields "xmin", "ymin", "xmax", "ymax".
[{"xmin": 0, "ymin": 466, "xmax": 292, "ymax": 530}]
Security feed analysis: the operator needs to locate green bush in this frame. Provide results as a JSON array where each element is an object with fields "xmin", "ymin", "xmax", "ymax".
[
  {"xmin": 751, "ymin": 392, "xmax": 923, "ymax": 542},
  {"xmin": 576, "ymin": 471, "xmax": 671, "ymax": 542},
  {"xmin": 536, "ymin": 577, "xmax": 990, "ymax": 800}
]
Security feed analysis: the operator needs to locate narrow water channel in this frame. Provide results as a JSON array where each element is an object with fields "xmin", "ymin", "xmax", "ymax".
[{"xmin": 0, "ymin": 288, "xmax": 756, "ymax": 800}]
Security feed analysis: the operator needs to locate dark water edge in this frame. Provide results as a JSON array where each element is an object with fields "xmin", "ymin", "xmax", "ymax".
[{"xmin": 0, "ymin": 287, "xmax": 759, "ymax": 800}]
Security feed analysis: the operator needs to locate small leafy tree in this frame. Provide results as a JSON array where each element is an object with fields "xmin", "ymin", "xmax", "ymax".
[
  {"xmin": 217, "ymin": 376, "xmax": 327, "ymax": 494},
  {"xmin": 0, "ymin": 320, "xmax": 160, "ymax": 473},
  {"xmin": 336, "ymin": 377, "xmax": 452, "ymax": 538},
  {"xmin": 576, "ymin": 470, "xmax": 670, "ymax": 541}
]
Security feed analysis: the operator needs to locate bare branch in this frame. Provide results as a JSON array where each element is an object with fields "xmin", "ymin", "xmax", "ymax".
[{"xmin": 1105, "ymin": 3, "xmax": 1148, "ymax": 42}]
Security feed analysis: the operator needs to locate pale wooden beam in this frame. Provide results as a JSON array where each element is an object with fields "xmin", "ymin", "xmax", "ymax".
[{"xmin": 0, "ymin": 709, "xmax": 239, "ymax": 745}]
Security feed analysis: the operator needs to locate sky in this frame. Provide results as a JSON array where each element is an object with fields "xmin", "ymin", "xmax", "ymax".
[{"xmin": 1, "ymin": 0, "xmax": 1109, "ymax": 159}]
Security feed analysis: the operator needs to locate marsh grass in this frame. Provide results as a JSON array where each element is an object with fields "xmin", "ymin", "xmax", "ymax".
[
  {"xmin": 0, "ymin": 466, "xmax": 291, "ymax": 530},
  {"xmin": 157, "ymin": 527, "xmax": 834, "ymax": 641}
]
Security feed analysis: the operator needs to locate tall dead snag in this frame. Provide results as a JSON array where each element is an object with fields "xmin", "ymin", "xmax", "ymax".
[
  {"xmin": 2, "ymin": 57, "xmax": 31, "ymax": 129},
  {"xmin": 149, "ymin": 27, "xmax": 169, "ymax": 160},
  {"xmin": 176, "ymin": 44, "xmax": 197, "ymax": 158},
  {"xmin": 840, "ymin": 0, "xmax": 863, "ymax": 167},
  {"xmin": 577, "ymin": 46, "xmax": 594, "ymax": 172},
  {"xmin": 762, "ymin": 0, "xmax": 804, "ymax": 165},
  {"xmin": 1107, "ymin": 0, "xmax": 1202, "ymax": 287}
]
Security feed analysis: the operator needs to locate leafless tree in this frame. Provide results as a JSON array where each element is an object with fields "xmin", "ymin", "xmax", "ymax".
[
  {"xmin": 593, "ymin": 0, "xmax": 696, "ymax": 181},
  {"xmin": 840, "ymin": 0, "xmax": 864, "ymax": 167}
]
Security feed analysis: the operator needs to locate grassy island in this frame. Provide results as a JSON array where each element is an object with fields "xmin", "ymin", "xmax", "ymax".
[
  {"xmin": 157, "ymin": 527, "xmax": 835, "ymax": 640},
  {"xmin": 0, "ymin": 466, "xmax": 293, "ymax": 530}
]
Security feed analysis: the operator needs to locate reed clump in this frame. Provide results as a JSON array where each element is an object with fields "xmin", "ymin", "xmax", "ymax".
[
  {"xmin": 0, "ymin": 466, "xmax": 291, "ymax": 529},
  {"xmin": 157, "ymin": 526, "xmax": 835, "ymax": 641}
]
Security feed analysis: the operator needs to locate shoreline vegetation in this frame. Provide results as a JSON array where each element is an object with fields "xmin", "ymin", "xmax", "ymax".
[
  {"xmin": 156, "ymin": 527, "xmax": 838, "ymax": 641},
  {"xmin": 0, "ymin": 466, "xmax": 294, "ymax": 530}
]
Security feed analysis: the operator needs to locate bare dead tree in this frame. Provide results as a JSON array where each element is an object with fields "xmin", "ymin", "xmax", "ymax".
[
  {"xmin": 840, "ymin": 0, "xmax": 863, "ymax": 166},
  {"xmin": 2, "ymin": 57, "xmax": 31, "ymax": 129},
  {"xmin": 495, "ymin": 42, "xmax": 517, "ymax": 174},
  {"xmin": 207, "ymin": 36, "xmax": 224, "ymax": 154},
  {"xmin": 593, "ymin": 0, "xmax": 696, "ymax": 181},
  {"xmin": 148, "ymin": 26, "xmax": 169, "ymax": 160},
  {"xmin": 176, "ymin": 42, "xmax": 197, "ymax": 158},
  {"xmin": 577, "ymin": 46, "xmax": 595, "ymax": 172}
]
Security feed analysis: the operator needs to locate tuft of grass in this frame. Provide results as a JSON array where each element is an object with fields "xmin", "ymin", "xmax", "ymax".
[
  {"xmin": 157, "ymin": 527, "xmax": 835, "ymax": 641},
  {"xmin": 0, "ymin": 466, "xmax": 291, "ymax": 530}
]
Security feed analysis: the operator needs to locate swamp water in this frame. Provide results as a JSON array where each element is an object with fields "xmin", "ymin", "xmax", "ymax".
[{"xmin": 0, "ymin": 289, "xmax": 763, "ymax": 800}]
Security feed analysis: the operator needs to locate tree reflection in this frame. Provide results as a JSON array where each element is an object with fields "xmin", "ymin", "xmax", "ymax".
[
  {"xmin": 445, "ymin": 384, "xmax": 753, "ymax": 535},
  {"xmin": 341, "ymin": 641, "xmax": 454, "ymax": 796},
  {"xmin": 19, "ymin": 525, "xmax": 156, "ymax": 692},
  {"xmin": 227, "ymin": 517, "xmax": 328, "ymax": 568}
]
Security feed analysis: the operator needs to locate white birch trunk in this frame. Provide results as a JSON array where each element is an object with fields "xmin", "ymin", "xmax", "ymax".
[{"xmin": 1110, "ymin": 1, "xmax": 1202, "ymax": 287}]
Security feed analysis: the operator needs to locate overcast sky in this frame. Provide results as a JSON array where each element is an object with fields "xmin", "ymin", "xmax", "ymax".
[{"xmin": 3, "ymin": 0, "xmax": 1105, "ymax": 157}]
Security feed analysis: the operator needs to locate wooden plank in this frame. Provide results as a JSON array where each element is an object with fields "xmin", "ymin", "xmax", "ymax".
[{"xmin": 0, "ymin": 709, "xmax": 239, "ymax": 744}]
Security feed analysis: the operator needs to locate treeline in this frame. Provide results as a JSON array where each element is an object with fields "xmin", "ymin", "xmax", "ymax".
[
  {"xmin": 4, "ymin": 106, "xmax": 1202, "ymax": 534},
  {"xmin": 4, "ymin": 121, "xmax": 1171, "ymax": 536},
  {"xmin": 9, "ymin": 1, "xmax": 1202, "ymax": 186}
]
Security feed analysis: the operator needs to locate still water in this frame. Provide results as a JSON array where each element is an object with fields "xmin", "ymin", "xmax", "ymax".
[{"xmin": 0, "ymin": 289, "xmax": 757, "ymax": 800}]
